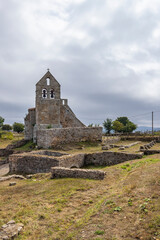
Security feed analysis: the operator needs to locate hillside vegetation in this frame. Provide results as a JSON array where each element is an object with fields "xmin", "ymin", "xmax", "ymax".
[{"xmin": 0, "ymin": 153, "xmax": 160, "ymax": 240}]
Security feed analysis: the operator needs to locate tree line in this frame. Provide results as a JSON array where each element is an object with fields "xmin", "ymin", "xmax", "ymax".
[
  {"xmin": 0, "ymin": 116, "xmax": 24, "ymax": 133},
  {"xmin": 103, "ymin": 117, "xmax": 137, "ymax": 134}
]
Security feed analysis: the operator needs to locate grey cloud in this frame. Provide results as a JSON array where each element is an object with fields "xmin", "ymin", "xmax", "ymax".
[{"xmin": 0, "ymin": 0, "xmax": 160, "ymax": 128}]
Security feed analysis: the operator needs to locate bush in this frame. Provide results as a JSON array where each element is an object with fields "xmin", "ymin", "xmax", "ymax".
[
  {"xmin": 1, "ymin": 132, "xmax": 14, "ymax": 140},
  {"xmin": 2, "ymin": 124, "xmax": 12, "ymax": 131},
  {"xmin": 13, "ymin": 122, "xmax": 24, "ymax": 133}
]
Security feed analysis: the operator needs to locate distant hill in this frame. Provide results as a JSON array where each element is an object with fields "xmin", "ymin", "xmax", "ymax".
[{"xmin": 136, "ymin": 126, "xmax": 160, "ymax": 132}]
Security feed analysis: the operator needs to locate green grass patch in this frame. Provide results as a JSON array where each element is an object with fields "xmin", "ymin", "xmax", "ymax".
[
  {"xmin": 95, "ymin": 230, "xmax": 105, "ymax": 235},
  {"xmin": 15, "ymin": 141, "xmax": 36, "ymax": 151},
  {"xmin": 120, "ymin": 158, "xmax": 160, "ymax": 172}
]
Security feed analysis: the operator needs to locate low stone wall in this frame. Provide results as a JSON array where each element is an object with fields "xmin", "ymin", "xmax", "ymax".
[
  {"xmin": 36, "ymin": 127, "xmax": 102, "ymax": 148},
  {"xmin": 0, "ymin": 149, "xmax": 13, "ymax": 157},
  {"xmin": 9, "ymin": 153, "xmax": 60, "ymax": 174},
  {"xmin": 102, "ymin": 141, "xmax": 140, "ymax": 151},
  {"xmin": 139, "ymin": 140, "xmax": 157, "ymax": 151},
  {"xmin": 51, "ymin": 167, "xmax": 105, "ymax": 180},
  {"xmin": 9, "ymin": 152, "xmax": 85, "ymax": 174},
  {"xmin": 9, "ymin": 150, "xmax": 143, "ymax": 174},
  {"xmin": 6, "ymin": 139, "xmax": 28, "ymax": 150},
  {"xmin": 121, "ymin": 136, "xmax": 160, "ymax": 142},
  {"xmin": 0, "ymin": 139, "xmax": 28, "ymax": 157},
  {"xmin": 85, "ymin": 151, "xmax": 143, "ymax": 166},
  {"xmin": 59, "ymin": 154, "xmax": 85, "ymax": 168},
  {"xmin": 102, "ymin": 136, "xmax": 120, "ymax": 145},
  {"xmin": 141, "ymin": 149, "xmax": 160, "ymax": 155}
]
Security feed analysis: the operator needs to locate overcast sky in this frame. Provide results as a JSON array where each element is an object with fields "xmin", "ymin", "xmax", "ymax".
[{"xmin": 1, "ymin": 0, "xmax": 160, "ymax": 127}]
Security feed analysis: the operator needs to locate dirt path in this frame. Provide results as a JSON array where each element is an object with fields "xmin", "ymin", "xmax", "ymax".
[{"xmin": 0, "ymin": 164, "xmax": 9, "ymax": 177}]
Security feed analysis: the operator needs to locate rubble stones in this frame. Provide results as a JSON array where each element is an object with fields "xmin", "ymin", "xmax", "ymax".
[
  {"xmin": 0, "ymin": 220, "xmax": 24, "ymax": 240},
  {"xmin": 0, "ymin": 175, "xmax": 26, "ymax": 182},
  {"xmin": 139, "ymin": 140, "xmax": 157, "ymax": 152},
  {"xmin": 9, "ymin": 182, "xmax": 16, "ymax": 186},
  {"xmin": 119, "ymin": 147, "xmax": 125, "ymax": 150},
  {"xmin": 102, "ymin": 145, "xmax": 111, "ymax": 150}
]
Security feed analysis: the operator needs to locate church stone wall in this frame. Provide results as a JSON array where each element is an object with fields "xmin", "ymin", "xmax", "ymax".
[
  {"xmin": 36, "ymin": 99, "xmax": 61, "ymax": 126},
  {"xmin": 24, "ymin": 108, "xmax": 36, "ymax": 140},
  {"xmin": 36, "ymin": 127, "xmax": 102, "ymax": 148},
  {"xmin": 24, "ymin": 71, "xmax": 101, "ymax": 147},
  {"xmin": 60, "ymin": 104, "xmax": 85, "ymax": 128}
]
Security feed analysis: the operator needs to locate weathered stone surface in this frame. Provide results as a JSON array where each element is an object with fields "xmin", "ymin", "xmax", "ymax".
[
  {"xmin": 0, "ymin": 220, "xmax": 24, "ymax": 240},
  {"xmin": 51, "ymin": 167, "xmax": 105, "ymax": 180},
  {"xmin": 36, "ymin": 127, "xmax": 102, "ymax": 148}
]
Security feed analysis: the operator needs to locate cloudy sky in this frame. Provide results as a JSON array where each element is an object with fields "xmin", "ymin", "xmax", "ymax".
[{"xmin": 1, "ymin": 0, "xmax": 160, "ymax": 128}]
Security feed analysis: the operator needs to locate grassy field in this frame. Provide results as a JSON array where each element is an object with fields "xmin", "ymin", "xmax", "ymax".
[
  {"xmin": 1, "ymin": 136, "xmax": 160, "ymax": 239},
  {"xmin": 0, "ymin": 154, "xmax": 160, "ymax": 240}
]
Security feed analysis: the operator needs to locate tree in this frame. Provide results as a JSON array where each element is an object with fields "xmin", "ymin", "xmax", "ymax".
[
  {"xmin": 116, "ymin": 117, "xmax": 129, "ymax": 126},
  {"xmin": 0, "ymin": 116, "xmax": 4, "ymax": 128},
  {"xmin": 2, "ymin": 124, "xmax": 12, "ymax": 131},
  {"xmin": 115, "ymin": 116, "xmax": 137, "ymax": 133},
  {"xmin": 112, "ymin": 120, "xmax": 124, "ymax": 133},
  {"xmin": 103, "ymin": 118, "xmax": 112, "ymax": 134},
  {"xmin": 13, "ymin": 122, "xmax": 24, "ymax": 133},
  {"xmin": 123, "ymin": 121, "xmax": 137, "ymax": 133}
]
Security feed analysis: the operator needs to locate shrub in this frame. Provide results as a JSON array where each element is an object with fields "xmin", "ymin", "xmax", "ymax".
[
  {"xmin": 2, "ymin": 124, "xmax": 12, "ymax": 131},
  {"xmin": 13, "ymin": 122, "xmax": 24, "ymax": 133},
  {"xmin": 1, "ymin": 132, "xmax": 14, "ymax": 140}
]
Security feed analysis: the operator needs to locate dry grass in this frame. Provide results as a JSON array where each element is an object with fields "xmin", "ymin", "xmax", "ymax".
[
  {"xmin": 0, "ymin": 133, "xmax": 24, "ymax": 149},
  {"xmin": 0, "ymin": 154, "xmax": 160, "ymax": 240}
]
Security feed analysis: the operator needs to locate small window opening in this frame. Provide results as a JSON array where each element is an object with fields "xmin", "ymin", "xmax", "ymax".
[
  {"xmin": 42, "ymin": 89, "xmax": 47, "ymax": 98},
  {"xmin": 62, "ymin": 100, "xmax": 65, "ymax": 105},
  {"xmin": 50, "ymin": 89, "xmax": 55, "ymax": 99},
  {"xmin": 46, "ymin": 78, "xmax": 50, "ymax": 86}
]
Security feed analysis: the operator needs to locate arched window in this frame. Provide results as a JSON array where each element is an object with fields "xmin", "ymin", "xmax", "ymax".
[
  {"xmin": 42, "ymin": 89, "xmax": 47, "ymax": 98},
  {"xmin": 46, "ymin": 78, "xmax": 50, "ymax": 86},
  {"xmin": 50, "ymin": 89, "xmax": 55, "ymax": 99}
]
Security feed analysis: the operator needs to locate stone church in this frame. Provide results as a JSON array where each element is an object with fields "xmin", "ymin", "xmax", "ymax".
[{"xmin": 24, "ymin": 70, "xmax": 102, "ymax": 148}]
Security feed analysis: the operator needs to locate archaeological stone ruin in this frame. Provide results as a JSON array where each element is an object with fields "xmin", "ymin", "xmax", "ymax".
[{"xmin": 24, "ymin": 70, "xmax": 102, "ymax": 148}]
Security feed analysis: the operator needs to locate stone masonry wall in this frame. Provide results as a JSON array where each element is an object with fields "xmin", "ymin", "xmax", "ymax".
[
  {"xmin": 9, "ymin": 150, "xmax": 143, "ymax": 174},
  {"xmin": 51, "ymin": 167, "xmax": 105, "ymax": 180},
  {"xmin": 24, "ymin": 108, "xmax": 36, "ymax": 140},
  {"xmin": 60, "ymin": 104, "xmax": 85, "ymax": 128},
  {"xmin": 36, "ymin": 127, "xmax": 102, "ymax": 148},
  {"xmin": 85, "ymin": 151, "xmax": 143, "ymax": 166},
  {"xmin": 9, "ymin": 153, "xmax": 60, "ymax": 174},
  {"xmin": 58, "ymin": 154, "xmax": 85, "ymax": 168}
]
